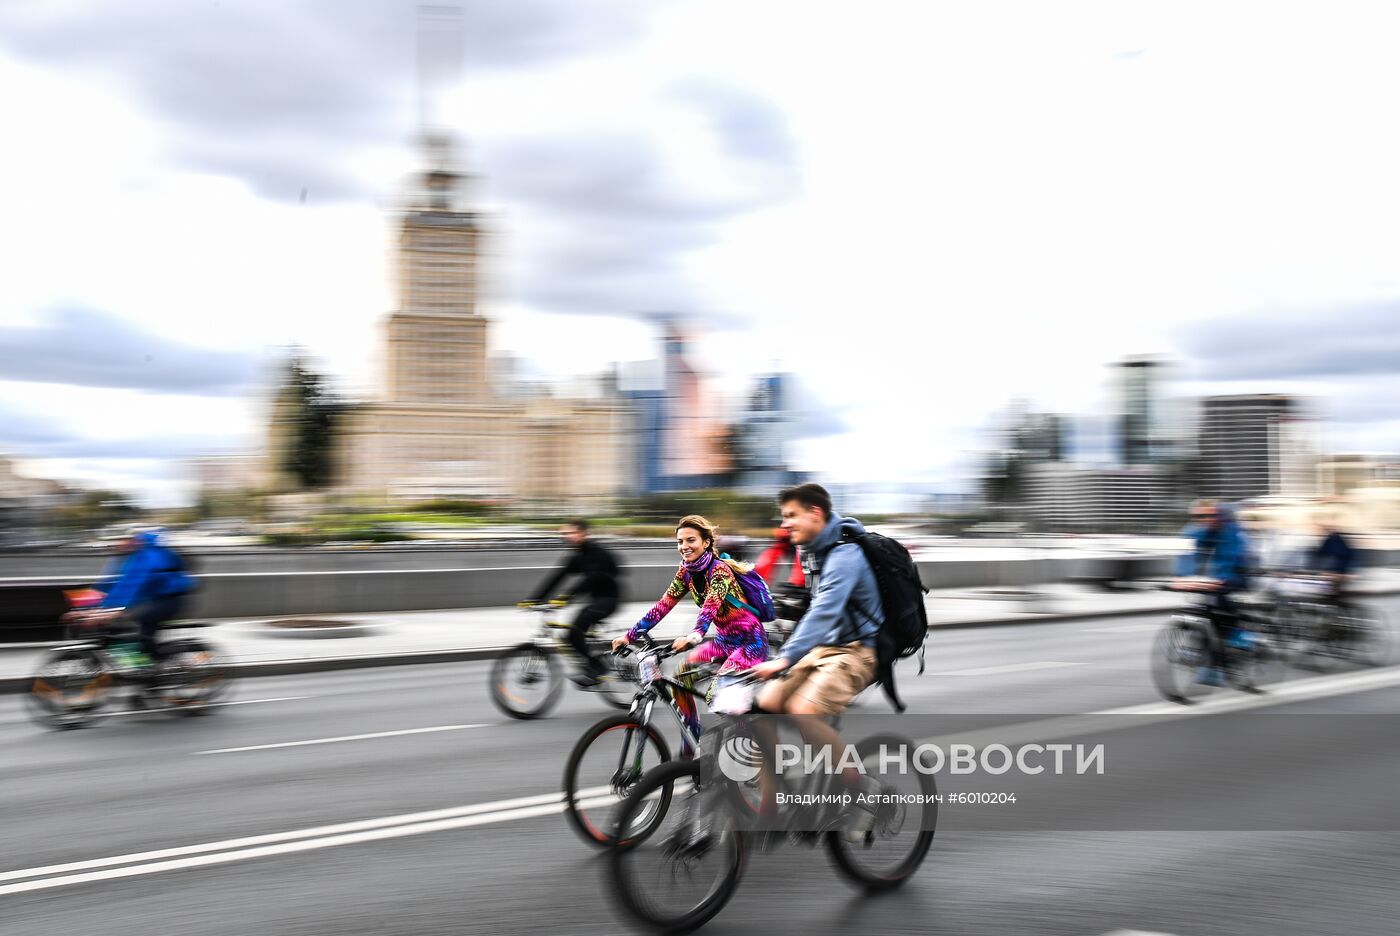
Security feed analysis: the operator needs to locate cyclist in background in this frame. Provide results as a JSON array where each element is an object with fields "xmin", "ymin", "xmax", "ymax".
[
  {"xmin": 755, "ymin": 526, "xmax": 809, "ymax": 640},
  {"xmin": 755, "ymin": 526, "xmax": 805, "ymax": 590},
  {"xmin": 1307, "ymin": 508, "xmax": 1358, "ymax": 614},
  {"xmin": 1175, "ymin": 499, "xmax": 1255, "ymax": 685},
  {"xmin": 527, "ymin": 519, "xmax": 621, "ymax": 687}
]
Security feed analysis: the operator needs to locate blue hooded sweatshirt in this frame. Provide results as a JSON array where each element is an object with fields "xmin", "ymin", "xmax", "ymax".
[
  {"xmin": 780, "ymin": 512, "xmax": 883, "ymax": 664},
  {"xmin": 100, "ymin": 531, "xmax": 195, "ymax": 609},
  {"xmin": 1175, "ymin": 505, "xmax": 1252, "ymax": 591}
]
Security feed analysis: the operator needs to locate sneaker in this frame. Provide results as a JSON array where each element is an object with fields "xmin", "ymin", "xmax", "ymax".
[{"xmin": 568, "ymin": 670, "xmax": 601, "ymax": 688}]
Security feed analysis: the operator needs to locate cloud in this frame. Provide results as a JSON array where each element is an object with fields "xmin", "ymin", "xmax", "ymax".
[
  {"xmin": 1178, "ymin": 302, "xmax": 1400, "ymax": 382},
  {"xmin": 0, "ymin": 399, "xmax": 236, "ymax": 462},
  {"xmin": 0, "ymin": 4, "xmax": 799, "ymax": 324},
  {"xmin": 0, "ymin": 0, "xmax": 655, "ymax": 202},
  {"xmin": 668, "ymin": 79, "xmax": 799, "ymax": 168},
  {"xmin": 485, "ymin": 86, "xmax": 799, "ymax": 319},
  {"xmin": 0, "ymin": 306, "xmax": 260, "ymax": 395}
]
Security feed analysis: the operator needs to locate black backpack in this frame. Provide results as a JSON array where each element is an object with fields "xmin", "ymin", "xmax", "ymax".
[{"xmin": 841, "ymin": 531, "xmax": 930, "ymax": 713}]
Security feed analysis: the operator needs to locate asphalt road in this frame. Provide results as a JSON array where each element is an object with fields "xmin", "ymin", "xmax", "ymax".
[{"xmin": 3, "ymin": 603, "xmax": 1399, "ymax": 936}]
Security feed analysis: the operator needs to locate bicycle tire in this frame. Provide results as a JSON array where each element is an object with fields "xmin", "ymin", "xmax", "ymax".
[
  {"xmin": 1337, "ymin": 606, "xmax": 1390, "ymax": 667},
  {"xmin": 596, "ymin": 652, "xmax": 636, "ymax": 710},
  {"xmin": 1150, "ymin": 621, "xmax": 1215, "ymax": 705},
  {"xmin": 27, "ymin": 647, "xmax": 113, "ymax": 729},
  {"xmin": 562, "ymin": 713, "xmax": 673, "ymax": 847},
  {"xmin": 155, "ymin": 637, "xmax": 233, "ymax": 714},
  {"xmin": 826, "ymin": 733, "xmax": 937, "ymax": 890},
  {"xmin": 490, "ymin": 642, "xmax": 562, "ymax": 719},
  {"xmin": 609, "ymin": 759, "xmax": 745, "ymax": 934}
]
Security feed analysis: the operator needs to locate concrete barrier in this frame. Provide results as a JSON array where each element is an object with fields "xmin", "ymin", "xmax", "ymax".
[{"xmin": 0, "ymin": 553, "xmax": 1181, "ymax": 640}]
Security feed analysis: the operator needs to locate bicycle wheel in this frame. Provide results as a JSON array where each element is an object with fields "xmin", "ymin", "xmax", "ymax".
[
  {"xmin": 595, "ymin": 650, "xmax": 636, "ymax": 710},
  {"xmin": 1334, "ymin": 606, "xmax": 1391, "ymax": 667},
  {"xmin": 490, "ymin": 642, "xmax": 562, "ymax": 719},
  {"xmin": 154, "ymin": 638, "xmax": 232, "ymax": 713},
  {"xmin": 609, "ymin": 759, "xmax": 744, "ymax": 934},
  {"xmin": 1260, "ymin": 604, "xmax": 1305, "ymax": 664},
  {"xmin": 563, "ymin": 713, "xmax": 673, "ymax": 847},
  {"xmin": 827, "ymin": 734, "xmax": 936, "ymax": 890},
  {"xmin": 1227, "ymin": 635, "xmax": 1285, "ymax": 694},
  {"xmin": 1150, "ymin": 622, "xmax": 1215, "ymax": 704},
  {"xmin": 27, "ymin": 647, "xmax": 113, "ymax": 729}
]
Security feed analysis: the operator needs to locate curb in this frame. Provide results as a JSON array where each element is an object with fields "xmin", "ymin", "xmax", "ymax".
[{"xmin": 4, "ymin": 587, "xmax": 1399, "ymax": 695}]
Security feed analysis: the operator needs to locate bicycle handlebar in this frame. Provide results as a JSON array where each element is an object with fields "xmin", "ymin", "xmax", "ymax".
[{"xmin": 612, "ymin": 634, "xmax": 685, "ymax": 661}]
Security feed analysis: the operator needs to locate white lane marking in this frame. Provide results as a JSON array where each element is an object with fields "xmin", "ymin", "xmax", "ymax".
[
  {"xmin": 0, "ymin": 786, "xmax": 612, "ymax": 885},
  {"xmin": 196, "ymin": 696, "xmax": 309, "ymax": 707},
  {"xmin": 915, "ymin": 663, "xmax": 1400, "ymax": 751},
  {"xmin": 1100, "ymin": 661, "xmax": 1400, "ymax": 718},
  {"xmin": 0, "ymin": 793, "xmax": 621, "ymax": 897},
  {"xmin": 91, "ymin": 697, "xmax": 310, "ymax": 719},
  {"xmin": 195, "ymin": 724, "xmax": 488, "ymax": 755},
  {"xmin": 929, "ymin": 661, "xmax": 1086, "ymax": 677}
]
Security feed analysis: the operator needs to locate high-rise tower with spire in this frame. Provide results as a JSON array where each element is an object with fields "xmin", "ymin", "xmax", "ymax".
[
  {"xmin": 383, "ymin": 131, "xmax": 488, "ymax": 407},
  {"xmin": 310, "ymin": 11, "xmax": 632, "ymax": 506}
]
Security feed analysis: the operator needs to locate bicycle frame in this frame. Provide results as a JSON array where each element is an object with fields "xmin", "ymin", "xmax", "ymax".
[{"xmin": 608, "ymin": 645, "xmax": 719, "ymax": 791}]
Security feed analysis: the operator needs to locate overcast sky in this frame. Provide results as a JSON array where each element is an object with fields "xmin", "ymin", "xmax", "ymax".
[{"xmin": 2, "ymin": 0, "xmax": 1400, "ymax": 506}]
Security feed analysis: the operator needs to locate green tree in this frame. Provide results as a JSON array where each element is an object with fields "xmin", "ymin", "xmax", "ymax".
[{"xmin": 274, "ymin": 356, "xmax": 346, "ymax": 491}]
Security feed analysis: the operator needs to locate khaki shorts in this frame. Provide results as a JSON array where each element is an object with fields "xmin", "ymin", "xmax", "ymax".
[{"xmin": 764, "ymin": 642, "xmax": 877, "ymax": 716}]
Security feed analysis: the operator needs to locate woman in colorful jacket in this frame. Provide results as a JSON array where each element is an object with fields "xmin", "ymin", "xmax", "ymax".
[{"xmin": 612, "ymin": 515, "xmax": 769, "ymax": 747}]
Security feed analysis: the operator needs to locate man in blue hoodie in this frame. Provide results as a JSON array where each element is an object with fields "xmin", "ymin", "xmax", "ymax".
[
  {"xmin": 1175, "ymin": 500, "xmax": 1254, "ymax": 684},
  {"xmin": 90, "ymin": 529, "xmax": 196, "ymax": 667},
  {"xmin": 748, "ymin": 483, "xmax": 883, "ymax": 838},
  {"xmin": 751, "ymin": 483, "xmax": 882, "ymax": 714}
]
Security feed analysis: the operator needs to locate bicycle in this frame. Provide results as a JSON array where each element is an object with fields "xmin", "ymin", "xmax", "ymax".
[
  {"xmin": 605, "ymin": 672, "xmax": 935, "ymax": 933},
  {"xmin": 562, "ymin": 634, "xmax": 730, "ymax": 847},
  {"xmin": 27, "ymin": 593, "xmax": 232, "ymax": 730},
  {"xmin": 1150, "ymin": 578, "xmax": 1283, "ymax": 704},
  {"xmin": 489, "ymin": 600, "xmax": 635, "ymax": 719},
  {"xmin": 1265, "ymin": 573, "xmax": 1390, "ymax": 671}
]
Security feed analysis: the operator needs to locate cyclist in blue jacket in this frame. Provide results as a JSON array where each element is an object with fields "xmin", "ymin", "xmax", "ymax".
[
  {"xmin": 1176, "ymin": 500, "xmax": 1254, "ymax": 684},
  {"xmin": 91, "ymin": 529, "xmax": 196, "ymax": 668}
]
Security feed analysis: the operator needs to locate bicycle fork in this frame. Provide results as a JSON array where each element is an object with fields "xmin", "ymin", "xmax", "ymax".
[{"xmin": 613, "ymin": 696, "xmax": 657, "ymax": 794}]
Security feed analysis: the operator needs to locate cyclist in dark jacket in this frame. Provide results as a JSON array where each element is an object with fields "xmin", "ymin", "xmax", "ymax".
[
  {"xmin": 1308, "ymin": 513, "xmax": 1357, "ymax": 612},
  {"xmin": 529, "ymin": 520, "xmax": 621, "ymax": 685}
]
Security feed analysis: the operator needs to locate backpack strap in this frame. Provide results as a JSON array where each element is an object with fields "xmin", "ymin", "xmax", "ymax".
[
  {"xmin": 683, "ymin": 559, "xmax": 760, "ymax": 616},
  {"xmin": 718, "ymin": 555, "xmax": 762, "ymax": 617}
]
